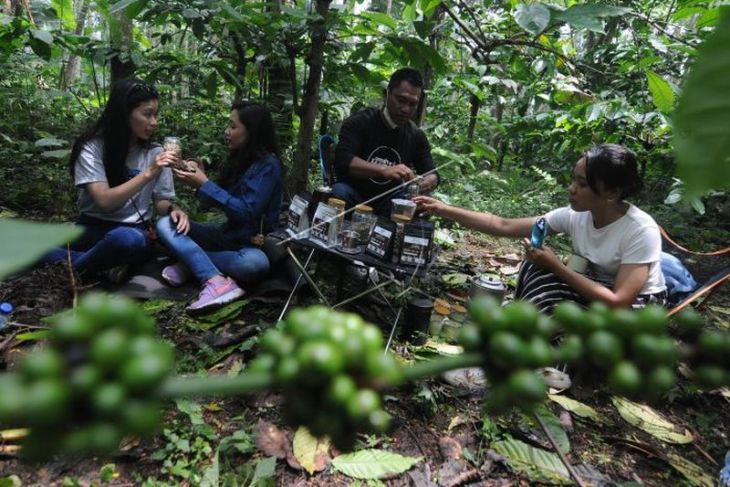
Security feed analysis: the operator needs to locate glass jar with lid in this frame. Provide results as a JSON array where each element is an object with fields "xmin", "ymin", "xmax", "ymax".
[{"xmin": 352, "ymin": 204, "xmax": 376, "ymax": 246}]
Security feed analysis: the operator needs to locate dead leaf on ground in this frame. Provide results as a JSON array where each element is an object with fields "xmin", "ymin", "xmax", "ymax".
[
  {"xmin": 437, "ymin": 459, "xmax": 475, "ymax": 487},
  {"xmin": 446, "ymin": 291, "xmax": 468, "ymax": 302},
  {"xmin": 292, "ymin": 427, "xmax": 331, "ymax": 475},
  {"xmin": 499, "ymin": 264, "xmax": 521, "ymax": 276},
  {"xmin": 500, "ymin": 253, "xmax": 521, "ymax": 262},
  {"xmin": 447, "ymin": 415, "xmax": 468, "ymax": 431},
  {"xmin": 611, "ymin": 396, "xmax": 694, "ymax": 444},
  {"xmin": 438, "ymin": 436, "xmax": 462, "ymax": 460},
  {"xmin": 665, "ymin": 452, "xmax": 715, "ymax": 487},
  {"xmin": 256, "ymin": 420, "xmax": 291, "ymax": 459},
  {"xmin": 559, "ymin": 411, "xmax": 573, "ymax": 433},
  {"xmin": 602, "ymin": 435, "xmax": 662, "ymax": 458}
]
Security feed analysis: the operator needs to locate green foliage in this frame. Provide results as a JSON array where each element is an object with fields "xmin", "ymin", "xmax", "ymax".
[
  {"xmin": 646, "ymin": 70, "xmax": 675, "ymax": 113},
  {"xmin": 0, "ymin": 219, "xmax": 81, "ymax": 279},
  {"xmin": 514, "ymin": 4, "xmax": 551, "ymax": 35},
  {"xmin": 674, "ymin": 7, "xmax": 730, "ymax": 196},
  {"xmin": 330, "ymin": 449, "xmax": 422, "ymax": 480}
]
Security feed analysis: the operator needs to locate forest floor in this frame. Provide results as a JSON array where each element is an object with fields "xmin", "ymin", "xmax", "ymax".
[{"xmin": 0, "ymin": 232, "xmax": 728, "ymax": 486}]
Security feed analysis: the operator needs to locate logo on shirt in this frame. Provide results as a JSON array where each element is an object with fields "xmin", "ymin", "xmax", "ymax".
[{"xmin": 367, "ymin": 146, "xmax": 402, "ymax": 185}]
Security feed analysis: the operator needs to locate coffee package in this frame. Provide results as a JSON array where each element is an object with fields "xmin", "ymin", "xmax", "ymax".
[
  {"xmin": 365, "ymin": 216, "xmax": 396, "ymax": 260},
  {"xmin": 286, "ymin": 194, "xmax": 310, "ymax": 238},
  {"xmin": 398, "ymin": 219, "xmax": 434, "ymax": 266},
  {"xmin": 310, "ymin": 202, "xmax": 338, "ymax": 247}
]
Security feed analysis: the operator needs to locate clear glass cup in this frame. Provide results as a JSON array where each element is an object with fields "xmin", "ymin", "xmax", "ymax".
[
  {"xmin": 390, "ymin": 199, "xmax": 417, "ymax": 222},
  {"xmin": 405, "ymin": 180, "xmax": 420, "ymax": 199},
  {"xmin": 163, "ymin": 136, "xmax": 182, "ymax": 158},
  {"xmin": 352, "ymin": 205, "xmax": 376, "ymax": 246}
]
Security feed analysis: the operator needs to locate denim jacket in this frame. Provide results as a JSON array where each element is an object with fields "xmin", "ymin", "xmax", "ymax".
[{"xmin": 197, "ymin": 153, "xmax": 283, "ymax": 247}]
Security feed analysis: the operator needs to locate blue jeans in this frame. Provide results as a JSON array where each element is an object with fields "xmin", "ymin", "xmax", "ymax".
[
  {"xmin": 39, "ymin": 219, "xmax": 152, "ymax": 274},
  {"xmin": 332, "ymin": 182, "xmax": 406, "ymax": 216},
  {"xmin": 155, "ymin": 216, "xmax": 269, "ymax": 285}
]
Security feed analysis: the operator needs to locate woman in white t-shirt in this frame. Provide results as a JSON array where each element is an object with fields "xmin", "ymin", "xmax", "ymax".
[
  {"xmin": 414, "ymin": 144, "xmax": 666, "ymax": 312},
  {"xmin": 40, "ymin": 79, "xmax": 188, "ymax": 278}
]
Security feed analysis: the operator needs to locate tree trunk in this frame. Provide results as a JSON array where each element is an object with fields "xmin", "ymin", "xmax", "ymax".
[
  {"xmin": 109, "ymin": 9, "xmax": 135, "ymax": 83},
  {"xmin": 492, "ymin": 94, "xmax": 505, "ymax": 171},
  {"xmin": 266, "ymin": 25, "xmax": 296, "ymax": 149},
  {"xmin": 320, "ymin": 108, "xmax": 329, "ymax": 136},
  {"xmin": 230, "ymin": 31, "xmax": 248, "ymax": 99},
  {"xmin": 288, "ymin": 0, "xmax": 332, "ymax": 196},
  {"xmin": 467, "ymin": 93, "xmax": 479, "ymax": 142},
  {"xmin": 61, "ymin": 0, "xmax": 89, "ymax": 89},
  {"xmin": 416, "ymin": 5, "xmax": 443, "ymax": 126}
]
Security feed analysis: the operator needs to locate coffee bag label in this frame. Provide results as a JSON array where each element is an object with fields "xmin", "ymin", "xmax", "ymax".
[
  {"xmin": 400, "ymin": 235, "xmax": 429, "ymax": 265},
  {"xmin": 311, "ymin": 203, "xmax": 337, "ymax": 247},
  {"xmin": 366, "ymin": 224, "xmax": 393, "ymax": 259},
  {"xmin": 286, "ymin": 194, "xmax": 310, "ymax": 238}
]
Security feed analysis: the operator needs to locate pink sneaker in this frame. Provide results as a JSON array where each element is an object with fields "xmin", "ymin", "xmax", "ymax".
[
  {"xmin": 187, "ymin": 276, "xmax": 245, "ymax": 313},
  {"xmin": 162, "ymin": 262, "xmax": 191, "ymax": 287}
]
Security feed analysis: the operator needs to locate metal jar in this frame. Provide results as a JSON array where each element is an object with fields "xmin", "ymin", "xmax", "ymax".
[{"xmin": 469, "ymin": 274, "xmax": 507, "ymax": 302}]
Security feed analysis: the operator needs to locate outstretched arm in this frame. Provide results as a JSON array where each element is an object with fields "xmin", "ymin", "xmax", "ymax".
[{"xmin": 413, "ymin": 195, "xmax": 535, "ymax": 238}]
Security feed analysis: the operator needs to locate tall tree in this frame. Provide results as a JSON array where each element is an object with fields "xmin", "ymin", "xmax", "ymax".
[
  {"xmin": 109, "ymin": 7, "xmax": 134, "ymax": 82},
  {"xmin": 61, "ymin": 0, "xmax": 89, "ymax": 88},
  {"xmin": 288, "ymin": 0, "xmax": 332, "ymax": 195}
]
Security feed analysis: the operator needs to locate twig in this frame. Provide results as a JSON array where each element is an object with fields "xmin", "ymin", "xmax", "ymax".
[
  {"xmin": 534, "ymin": 411, "xmax": 587, "ymax": 487},
  {"xmin": 3, "ymin": 322, "xmax": 47, "ymax": 330},
  {"xmin": 693, "ymin": 442, "xmax": 718, "ymax": 466},
  {"xmin": 629, "ymin": 11, "xmax": 695, "ymax": 49},
  {"xmin": 441, "ymin": 2, "xmax": 489, "ymax": 53},
  {"xmin": 454, "ymin": 0, "xmax": 489, "ymax": 48},
  {"xmin": 69, "ymin": 89, "xmax": 93, "ymax": 117},
  {"xmin": 402, "ymin": 420, "xmax": 428, "ymax": 459},
  {"xmin": 0, "ymin": 330, "xmax": 19, "ymax": 352},
  {"xmin": 65, "ymin": 244, "xmax": 78, "ymax": 308}
]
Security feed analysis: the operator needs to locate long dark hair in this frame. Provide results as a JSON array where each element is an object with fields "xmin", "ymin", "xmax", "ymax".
[
  {"xmin": 69, "ymin": 79, "xmax": 159, "ymax": 188},
  {"xmin": 218, "ymin": 101, "xmax": 280, "ymax": 189}
]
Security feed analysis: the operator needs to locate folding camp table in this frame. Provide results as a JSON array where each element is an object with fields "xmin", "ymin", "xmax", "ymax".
[{"xmin": 275, "ymin": 231, "xmax": 437, "ymax": 350}]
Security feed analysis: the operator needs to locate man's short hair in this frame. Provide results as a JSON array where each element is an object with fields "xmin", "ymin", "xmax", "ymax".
[{"xmin": 387, "ymin": 68, "xmax": 424, "ymax": 91}]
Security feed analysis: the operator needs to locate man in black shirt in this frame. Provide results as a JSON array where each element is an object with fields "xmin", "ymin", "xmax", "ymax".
[{"xmin": 333, "ymin": 68, "xmax": 439, "ymax": 215}]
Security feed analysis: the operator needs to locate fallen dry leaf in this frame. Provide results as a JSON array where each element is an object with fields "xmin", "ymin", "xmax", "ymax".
[
  {"xmin": 446, "ymin": 291, "xmax": 468, "ymax": 302},
  {"xmin": 499, "ymin": 264, "xmax": 520, "ymax": 276},
  {"xmin": 292, "ymin": 427, "xmax": 331, "ymax": 475},
  {"xmin": 559, "ymin": 410, "xmax": 574, "ymax": 433},
  {"xmin": 447, "ymin": 415, "xmax": 468, "ymax": 431},
  {"xmin": 256, "ymin": 420, "xmax": 291, "ymax": 459},
  {"xmin": 439, "ymin": 436, "xmax": 463, "ymax": 460}
]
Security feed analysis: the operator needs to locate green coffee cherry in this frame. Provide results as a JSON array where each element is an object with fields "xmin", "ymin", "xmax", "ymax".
[
  {"xmin": 8, "ymin": 292, "xmax": 172, "ymax": 460},
  {"xmin": 263, "ymin": 306, "xmax": 401, "ymax": 451},
  {"xmin": 608, "ymin": 361, "xmax": 642, "ymax": 396}
]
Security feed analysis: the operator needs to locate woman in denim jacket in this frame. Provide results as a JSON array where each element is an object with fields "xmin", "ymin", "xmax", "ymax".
[{"xmin": 156, "ymin": 101, "xmax": 283, "ymax": 313}]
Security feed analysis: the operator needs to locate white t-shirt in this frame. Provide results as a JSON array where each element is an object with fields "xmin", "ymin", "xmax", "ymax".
[
  {"xmin": 545, "ymin": 204, "xmax": 666, "ymax": 295},
  {"xmin": 75, "ymin": 138, "xmax": 175, "ymax": 224}
]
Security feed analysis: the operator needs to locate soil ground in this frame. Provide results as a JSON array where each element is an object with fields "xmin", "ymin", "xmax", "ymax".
[{"xmin": 1, "ymin": 232, "xmax": 728, "ymax": 486}]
